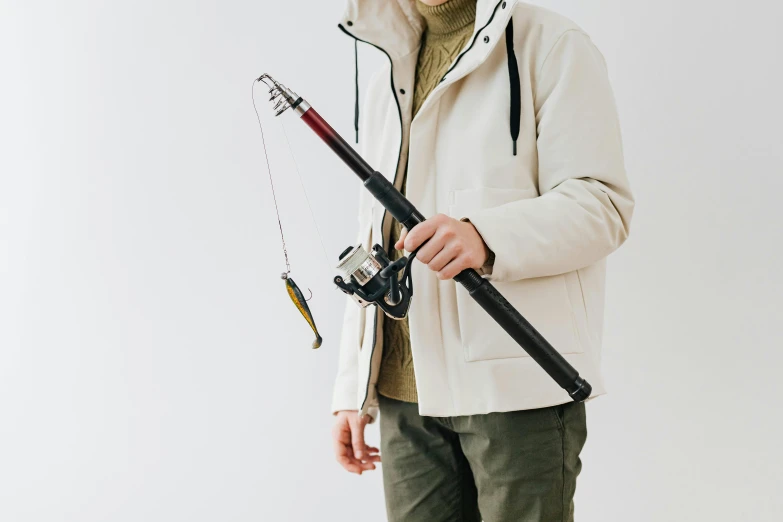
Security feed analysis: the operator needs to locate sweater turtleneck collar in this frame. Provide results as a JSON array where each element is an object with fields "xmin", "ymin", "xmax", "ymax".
[{"xmin": 415, "ymin": 0, "xmax": 477, "ymax": 37}]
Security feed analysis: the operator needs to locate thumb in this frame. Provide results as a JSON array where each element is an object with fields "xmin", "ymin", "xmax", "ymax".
[
  {"xmin": 350, "ymin": 415, "xmax": 367, "ymax": 460},
  {"xmin": 395, "ymin": 227, "xmax": 408, "ymax": 250}
]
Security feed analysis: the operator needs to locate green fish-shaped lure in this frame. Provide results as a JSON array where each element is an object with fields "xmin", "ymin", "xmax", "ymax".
[{"xmin": 283, "ymin": 274, "xmax": 323, "ymax": 349}]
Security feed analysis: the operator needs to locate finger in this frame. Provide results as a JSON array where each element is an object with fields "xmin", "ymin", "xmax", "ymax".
[
  {"xmin": 333, "ymin": 435, "xmax": 357, "ymax": 462},
  {"xmin": 334, "ymin": 438, "xmax": 364, "ymax": 473},
  {"xmin": 333, "ymin": 426, "xmax": 352, "ymax": 445},
  {"xmin": 332, "ymin": 423, "xmax": 350, "ymax": 450},
  {"xmin": 362, "ymin": 445, "xmax": 381, "ymax": 460},
  {"xmin": 437, "ymin": 255, "xmax": 469, "ymax": 280},
  {"xmin": 415, "ymin": 227, "xmax": 450, "ymax": 265},
  {"xmin": 357, "ymin": 455, "xmax": 377, "ymax": 469},
  {"xmin": 349, "ymin": 453, "xmax": 375, "ymax": 473},
  {"xmin": 350, "ymin": 418, "xmax": 367, "ymax": 460},
  {"xmin": 394, "ymin": 227, "xmax": 408, "ymax": 250},
  {"xmin": 403, "ymin": 216, "xmax": 442, "ymax": 252},
  {"xmin": 337, "ymin": 454, "xmax": 364, "ymax": 474},
  {"xmin": 333, "ymin": 424, "xmax": 364, "ymax": 470},
  {"xmin": 426, "ymin": 242, "xmax": 459, "ymax": 273},
  {"xmin": 338, "ymin": 442, "xmax": 378, "ymax": 473}
]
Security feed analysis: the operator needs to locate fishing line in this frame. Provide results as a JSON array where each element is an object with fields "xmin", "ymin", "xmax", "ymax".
[
  {"xmin": 252, "ymin": 80, "xmax": 333, "ymax": 278},
  {"xmin": 252, "ymin": 77, "xmax": 325, "ymax": 349},
  {"xmin": 251, "ymin": 79, "xmax": 290, "ymax": 275},
  {"xmin": 277, "ymin": 118, "xmax": 333, "ymax": 271}
]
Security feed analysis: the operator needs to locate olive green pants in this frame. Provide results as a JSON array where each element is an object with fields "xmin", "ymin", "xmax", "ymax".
[{"xmin": 378, "ymin": 394, "xmax": 587, "ymax": 522}]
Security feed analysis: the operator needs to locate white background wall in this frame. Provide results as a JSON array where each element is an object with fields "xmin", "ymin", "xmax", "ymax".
[{"xmin": 1, "ymin": 0, "xmax": 781, "ymax": 520}]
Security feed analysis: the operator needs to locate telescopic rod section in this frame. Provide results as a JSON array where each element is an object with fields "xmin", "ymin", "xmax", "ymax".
[{"xmin": 257, "ymin": 73, "xmax": 591, "ymax": 402}]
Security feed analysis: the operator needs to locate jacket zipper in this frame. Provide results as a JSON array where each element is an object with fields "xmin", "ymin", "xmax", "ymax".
[
  {"xmin": 439, "ymin": 0, "xmax": 506, "ymax": 82},
  {"xmin": 336, "ymin": 0, "xmax": 506, "ymax": 413},
  {"xmin": 337, "ymin": 23, "xmax": 405, "ymax": 414}
]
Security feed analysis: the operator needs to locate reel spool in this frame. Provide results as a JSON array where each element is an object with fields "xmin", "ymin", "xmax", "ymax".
[{"xmin": 334, "ymin": 243, "xmax": 414, "ymax": 320}]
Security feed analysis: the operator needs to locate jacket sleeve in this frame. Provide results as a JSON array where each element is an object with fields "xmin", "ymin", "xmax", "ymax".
[
  {"xmin": 330, "ymin": 293, "xmax": 362, "ymax": 414},
  {"xmin": 330, "ymin": 182, "xmax": 370, "ymax": 414},
  {"xmin": 330, "ymin": 66, "xmax": 383, "ymax": 413},
  {"xmin": 332, "ymin": 66, "xmax": 391, "ymax": 412},
  {"xmin": 462, "ymin": 29, "xmax": 635, "ymax": 282}
]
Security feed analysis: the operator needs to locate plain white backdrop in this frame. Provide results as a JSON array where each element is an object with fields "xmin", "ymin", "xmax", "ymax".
[{"xmin": 1, "ymin": 0, "xmax": 781, "ymax": 520}]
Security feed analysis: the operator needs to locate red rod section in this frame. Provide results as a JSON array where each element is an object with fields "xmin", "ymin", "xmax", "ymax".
[{"xmin": 300, "ymin": 108, "xmax": 374, "ymax": 182}]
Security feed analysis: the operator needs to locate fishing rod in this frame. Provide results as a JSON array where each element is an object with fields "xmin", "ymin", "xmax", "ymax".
[{"xmin": 255, "ymin": 73, "xmax": 592, "ymax": 402}]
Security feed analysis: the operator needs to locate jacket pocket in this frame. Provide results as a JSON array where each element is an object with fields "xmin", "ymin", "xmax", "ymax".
[
  {"xmin": 563, "ymin": 269, "xmax": 591, "ymax": 351},
  {"xmin": 448, "ymin": 186, "xmax": 584, "ymax": 362}
]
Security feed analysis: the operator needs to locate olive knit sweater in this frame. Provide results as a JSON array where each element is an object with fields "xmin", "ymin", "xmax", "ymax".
[{"xmin": 376, "ymin": 0, "xmax": 477, "ymax": 404}]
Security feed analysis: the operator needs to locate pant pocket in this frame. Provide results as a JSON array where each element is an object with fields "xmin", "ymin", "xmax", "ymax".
[{"xmin": 550, "ymin": 403, "xmax": 566, "ymax": 434}]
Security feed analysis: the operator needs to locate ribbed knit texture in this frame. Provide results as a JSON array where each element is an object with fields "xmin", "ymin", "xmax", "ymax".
[{"xmin": 376, "ymin": 0, "xmax": 477, "ymax": 404}]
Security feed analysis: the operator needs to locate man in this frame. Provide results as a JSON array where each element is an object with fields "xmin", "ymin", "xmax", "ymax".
[{"xmin": 331, "ymin": 0, "xmax": 634, "ymax": 520}]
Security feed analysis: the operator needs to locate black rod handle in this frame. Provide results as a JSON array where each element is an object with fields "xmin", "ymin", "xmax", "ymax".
[{"xmin": 453, "ymin": 269, "xmax": 591, "ymax": 401}]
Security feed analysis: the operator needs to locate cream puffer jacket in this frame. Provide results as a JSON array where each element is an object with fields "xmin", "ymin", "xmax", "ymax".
[{"xmin": 331, "ymin": 0, "xmax": 635, "ymax": 420}]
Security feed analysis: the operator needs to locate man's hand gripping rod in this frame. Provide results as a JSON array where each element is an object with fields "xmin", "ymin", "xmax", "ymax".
[{"xmin": 257, "ymin": 73, "xmax": 592, "ymax": 402}]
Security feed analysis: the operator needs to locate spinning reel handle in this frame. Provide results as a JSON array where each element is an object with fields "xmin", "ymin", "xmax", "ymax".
[{"xmin": 380, "ymin": 257, "xmax": 408, "ymax": 306}]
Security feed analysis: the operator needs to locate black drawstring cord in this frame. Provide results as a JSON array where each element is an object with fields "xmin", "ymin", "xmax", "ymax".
[
  {"xmin": 505, "ymin": 18, "xmax": 520, "ymax": 156},
  {"xmin": 350, "ymin": 21, "xmax": 516, "ymax": 153},
  {"xmin": 354, "ymin": 38, "xmax": 359, "ymax": 144}
]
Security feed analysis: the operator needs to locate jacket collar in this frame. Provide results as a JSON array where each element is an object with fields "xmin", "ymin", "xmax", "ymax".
[
  {"xmin": 336, "ymin": 0, "xmax": 522, "ymax": 157},
  {"xmin": 337, "ymin": 0, "xmax": 517, "ymax": 61}
]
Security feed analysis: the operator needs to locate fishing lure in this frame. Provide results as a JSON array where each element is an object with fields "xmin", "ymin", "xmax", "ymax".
[
  {"xmin": 252, "ymin": 75, "xmax": 328, "ymax": 349},
  {"xmin": 283, "ymin": 273, "xmax": 323, "ymax": 349}
]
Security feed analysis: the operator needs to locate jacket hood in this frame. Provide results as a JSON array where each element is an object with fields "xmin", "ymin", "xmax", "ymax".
[{"xmin": 337, "ymin": 0, "xmax": 522, "ymax": 155}]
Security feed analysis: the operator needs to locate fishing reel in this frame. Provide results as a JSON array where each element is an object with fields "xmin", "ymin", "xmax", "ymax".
[{"xmin": 334, "ymin": 243, "xmax": 414, "ymax": 320}]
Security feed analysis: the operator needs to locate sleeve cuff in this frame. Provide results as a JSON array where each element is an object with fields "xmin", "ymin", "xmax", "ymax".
[{"xmin": 460, "ymin": 216, "xmax": 495, "ymax": 277}]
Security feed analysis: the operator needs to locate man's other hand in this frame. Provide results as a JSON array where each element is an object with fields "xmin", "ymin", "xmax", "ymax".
[
  {"xmin": 397, "ymin": 214, "xmax": 490, "ymax": 280},
  {"xmin": 332, "ymin": 410, "xmax": 381, "ymax": 475}
]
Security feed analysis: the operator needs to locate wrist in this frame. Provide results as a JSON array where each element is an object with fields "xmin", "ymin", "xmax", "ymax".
[{"xmin": 460, "ymin": 217, "xmax": 494, "ymax": 270}]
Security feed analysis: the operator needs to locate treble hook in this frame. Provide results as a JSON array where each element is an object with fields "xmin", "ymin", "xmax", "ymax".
[{"xmin": 304, "ymin": 288, "xmax": 313, "ymax": 302}]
